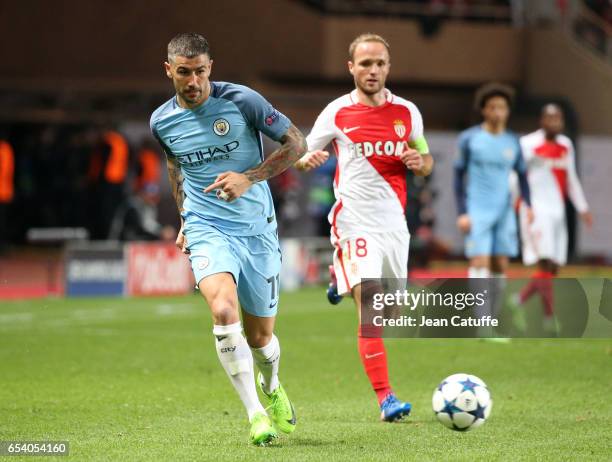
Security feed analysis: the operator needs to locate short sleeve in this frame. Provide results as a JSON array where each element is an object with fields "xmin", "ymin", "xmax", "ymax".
[
  {"xmin": 306, "ymin": 104, "xmax": 337, "ymax": 151},
  {"xmin": 149, "ymin": 112, "xmax": 174, "ymax": 158},
  {"xmin": 455, "ymin": 130, "xmax": 471, "ymax": 169},
  {"xmin": 513, "ymin": 137, "xmax": 527, "ymax": 174},
  {"xmin": 406, "ymin": 102, "xmax": 424, "ymax": 141},
  {"xmin": 215, "ymin": 83, "xmax": 291, "ymax": 142}
]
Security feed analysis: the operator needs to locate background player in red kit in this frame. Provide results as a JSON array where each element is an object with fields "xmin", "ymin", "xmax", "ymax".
[
  {"xmin": 513, "ymin": 104, "xmax": 593, "ymax": 334},
  {"xmin": 295, "ymin": 33, "xmax": 433, "ymax": 421}
]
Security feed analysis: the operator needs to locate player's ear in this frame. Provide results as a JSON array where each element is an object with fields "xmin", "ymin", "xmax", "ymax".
[
  {"xmin": 348, "ymin": 60, "xmax": 354, "ymax": 76},
  {"xmin": 164, "ymin": 62, "xmax": 172, "ymax": 79}
]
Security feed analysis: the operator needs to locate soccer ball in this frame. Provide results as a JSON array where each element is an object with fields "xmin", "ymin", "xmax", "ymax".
[{"xmin": 432, "ymin": 373, "xmax": 492, "ymax": 431}]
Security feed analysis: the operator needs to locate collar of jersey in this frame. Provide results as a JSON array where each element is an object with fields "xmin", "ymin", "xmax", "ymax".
[
  {"xmin": 479, "ymin": 124, "xmax": 509, "ymax": 138},
  {"xmin": 350, "ymin": 88, "xmax": 393, "ymax": 108}
]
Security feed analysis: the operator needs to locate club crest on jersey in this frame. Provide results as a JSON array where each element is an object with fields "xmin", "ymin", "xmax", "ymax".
[
  {"xmin": 393, "ymin": 120, "xmax": 406, "ymax": 138},
  {"xmin": 213, "ymin": 118, "xmax": 230, "ymax": 136}
]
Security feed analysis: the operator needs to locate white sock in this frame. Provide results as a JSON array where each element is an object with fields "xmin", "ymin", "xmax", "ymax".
[
  {"xmin": 251, "ymin": 335, "xmax": 280, "ymax": 395},
  {"xmin": 213, "ymin": 322, "xmax": 265, "ymax": 421},
  {"xmin": 468, "ymin": 266, "xmax": 490, "ymax": 278}
]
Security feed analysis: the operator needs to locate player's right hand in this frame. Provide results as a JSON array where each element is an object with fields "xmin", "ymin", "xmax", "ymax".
[
  {"xmin": 581, "ymin": 211, "xmax": 593, "ymax": 228},
  {"xmin": 296, "ymin": 150, "xmax": 329, "ymax": 171},
  {"xmin": 457, "ymin": 214, "xmax": 471, "ymax": 233},
  {"xmin": 176, "ymin": 226, "xmax": 190, "ymax": 254}
]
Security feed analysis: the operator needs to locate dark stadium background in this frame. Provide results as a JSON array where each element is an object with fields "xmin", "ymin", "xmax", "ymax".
[{"xmin": 1, "ymin": 1, "xmax": 610, "ymax": 266}]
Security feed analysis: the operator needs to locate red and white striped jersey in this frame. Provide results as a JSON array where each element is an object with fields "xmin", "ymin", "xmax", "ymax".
[
  {"xmin": 520, "ymin": 129, "xmax": 588, "ymax": 217},
  {"xmin": 306, "ymin": 89, "xmax": 425, "ymax": 237}
]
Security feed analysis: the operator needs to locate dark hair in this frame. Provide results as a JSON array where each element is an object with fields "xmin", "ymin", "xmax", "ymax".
[
  {"xmin": 167, "ymin": 33, "xmax": 211, "ymax": 61},
  {"xmin": 474, "ymin": 82, "xmax": 515, "ymax": 110}
]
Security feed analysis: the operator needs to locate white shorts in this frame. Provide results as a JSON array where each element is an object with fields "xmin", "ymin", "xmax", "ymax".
[
  {"xmin": 331, "ymin": 229, "xmax": 410, "ymax": 296},
  {"xmin": 519, "ymin": 204, "xmax": 568, "ymax": 266}
]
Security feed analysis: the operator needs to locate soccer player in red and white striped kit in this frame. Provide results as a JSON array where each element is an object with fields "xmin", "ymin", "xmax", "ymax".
[
  {"xmin": 295, "ymin": 34, "xmax": 434, "ymax": 421},
  {"xmin": 513, "ymin": 104, "xmax": 593, "ymax": 334}
]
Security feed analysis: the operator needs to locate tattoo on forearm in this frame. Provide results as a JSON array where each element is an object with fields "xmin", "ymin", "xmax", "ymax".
[
  {"xmin": 166, "ymin": 157, "xmax": 185, "ymax": 214},
  {"xmin": 244, "ymin": 125, "xmax": 307, "ymax": 183}
]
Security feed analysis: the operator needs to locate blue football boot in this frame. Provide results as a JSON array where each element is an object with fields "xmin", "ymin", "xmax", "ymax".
[
  {"xmin": 326, "ymin": 265, "xmax": 343, "ymax": 305},
  {"xmin": 380, "ymin": 393, "xmax": 412, "ymax": 422}
]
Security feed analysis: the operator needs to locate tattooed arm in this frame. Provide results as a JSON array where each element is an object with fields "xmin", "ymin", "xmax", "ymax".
[
  {"xmin": 244, "ymin": 125, "xmax": 307, "ymax": 183},
  {"xmin": 165, "ymin": 156, "xmax": 189, "ymax": 253},
  {"xmin": 204, "ymin": 124, "xmax": 307, "ymax": 201}
]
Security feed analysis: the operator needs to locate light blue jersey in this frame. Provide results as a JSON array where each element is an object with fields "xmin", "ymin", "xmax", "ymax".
[
  {"xmin": 455, "ymin": 125, "xmax": 525, "ymax": 217},
  {"xmin": 150, "ymin": 82, "xmax": 291, "ymax": 315},
  {"xmin": 150, "ymin": 81, "xmax": 291, "ymax": 236},
  {"xmin": 454, "ymin": 125, "xmax": 527, "ymax": 257}
]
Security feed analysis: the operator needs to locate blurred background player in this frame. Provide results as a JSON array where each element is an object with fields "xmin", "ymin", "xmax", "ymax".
[
  {"xmin": 295, "ymin": 33, "xmax": 433, "ymax": 422},
  {"xmin": 150, "ymin": 33, "xmax": 306, "ymax": 445},
  {"xmin": 86, "ymin": 127, "xmax": 130, "ymax": 239},
  {"xmin": 454, "ymin": 82, "xmax": 533, "ymax": 338},
  {"xmin": 513, "ymin": 104, "xmax": 593, "ymax": 334},
  {"xmin": 108, "ymin": 182, "xmax": 176, "ymax": 242}
]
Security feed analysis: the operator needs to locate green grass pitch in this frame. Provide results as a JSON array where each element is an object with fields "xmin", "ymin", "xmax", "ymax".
[{"xmin": 1, "ymin": 288, "xmax": 611, "ymax": 461}]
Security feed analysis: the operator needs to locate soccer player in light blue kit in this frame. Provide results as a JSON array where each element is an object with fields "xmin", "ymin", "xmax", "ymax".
[
  {"xmin": 150, "ymin": 33, "xmax": 307, "ymax": 445},
  {"xmin": 454, "ymin": 83, "xmax": 533, "ymax": 337}
]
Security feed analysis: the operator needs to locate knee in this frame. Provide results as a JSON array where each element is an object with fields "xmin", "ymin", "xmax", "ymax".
[
  {"xmin": 245, "ymin": 331, "xmax": 272, "ymax": 349},
  {"xmin": 490, "ymin": 258, "xmax": 507, "ymax": 274},
  {"xmin": 210, "ymin": 298, "xmax": 239, "ymax": 325}
]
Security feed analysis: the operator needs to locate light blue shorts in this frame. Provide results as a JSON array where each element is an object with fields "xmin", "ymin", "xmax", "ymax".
[
  {"xmin": 465, "ymin": 205, "xmax": 518, "ymax": 258},
  {"xmin": 183, "ymin": 219, "xmax": 281, "ymax": 317}
]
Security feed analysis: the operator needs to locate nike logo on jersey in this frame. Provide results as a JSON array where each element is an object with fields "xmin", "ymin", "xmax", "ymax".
[
  {"xmin": 365, "ymin": 352, "xmax": 383, "ymax": 359},
  {"xmin": 168, "ymin": 136, "xmax": 181, "ymax": 144},
  {"xmin": 342, "ymin": 126, "xmax": 360, "ymax": 134}
]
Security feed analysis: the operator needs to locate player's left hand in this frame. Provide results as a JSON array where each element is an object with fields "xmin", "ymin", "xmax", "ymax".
[
  {"xmin": 525, "ymin": 206, "xmax": 535, "ymax": 225},
  {"xmin": 400, "ymin": 147, "xmax": 423, "ymax": 172},
  {"xmin": 204, "ymin": 171, "xmax": 252, "ymax": 202}
]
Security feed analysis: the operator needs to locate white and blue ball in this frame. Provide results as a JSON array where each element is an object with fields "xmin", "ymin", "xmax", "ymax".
[{"xmin": 432, "ymin": 373, "xmax": 492, "ymax": 431}]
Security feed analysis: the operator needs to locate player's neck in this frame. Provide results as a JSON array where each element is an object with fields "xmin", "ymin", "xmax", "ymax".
[
  {"xmin": 355, "ymin": 88, "xmax": 387, "ymax": 107},
  {"xmin": 482, "ymin": 121, "xmax": 505, "ymax": 135},
  {"xmin": 544, "ymin": 131, "xmax": 556, "ymax": 141}
]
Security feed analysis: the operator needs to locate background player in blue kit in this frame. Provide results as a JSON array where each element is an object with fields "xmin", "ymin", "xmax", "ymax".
[
  {"xmin": 150, "ymin": 33, "xmax": 307, "ymax": 445},
  {"xmin": 454, "ymin": 83, "xmax": 533, "ymax": 336}
]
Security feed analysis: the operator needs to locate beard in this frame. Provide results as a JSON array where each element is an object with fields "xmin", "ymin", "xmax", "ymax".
[
  {"xmin": 356, "ymin": 79, "xmax": 384, "ymax": 96},
  {"xmin": 182, "ymin": 89, "xmax": 202, "ymax": 102}
]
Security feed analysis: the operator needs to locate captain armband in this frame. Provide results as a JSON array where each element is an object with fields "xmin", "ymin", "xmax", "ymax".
[{"xmin": 408, "ymin": 136, "xmax": 430, "ymax": 155}]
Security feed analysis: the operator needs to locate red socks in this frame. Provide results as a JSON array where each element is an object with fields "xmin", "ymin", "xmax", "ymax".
[
  {"xmin": 520, "ymin": 271, "xmax": 554, "ymax": 317},
  {"xmin": 357, "ymin": 329, "xmax": 392, "ymax": 405},
  {"xmin": 539, "ymin": 274, "xmax": 554, "ymax": 317}
]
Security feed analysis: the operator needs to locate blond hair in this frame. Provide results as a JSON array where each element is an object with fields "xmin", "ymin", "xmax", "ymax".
[{"xmin": 348, "ymin": 33, "xmax": 390, "ymax": 61}]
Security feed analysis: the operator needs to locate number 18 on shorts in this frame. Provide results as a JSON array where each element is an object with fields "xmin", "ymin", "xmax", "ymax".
[{"xmin": 332, "ymin": 230, "xmax": 410, "ymax": 296}]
